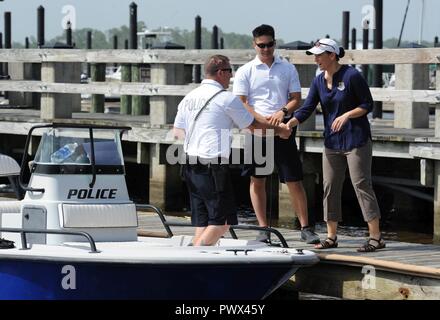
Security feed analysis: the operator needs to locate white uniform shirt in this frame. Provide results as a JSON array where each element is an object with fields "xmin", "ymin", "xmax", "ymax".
[
  {"xmin": 233, "ymin": 55, "xmax": 301, "ymax": 117},
  {"xmin": 174, "ymin": 79, "xmax": 254, "ymax": 159}
]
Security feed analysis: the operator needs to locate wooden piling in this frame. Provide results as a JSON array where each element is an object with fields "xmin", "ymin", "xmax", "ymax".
[
  {"xmin": 212, "ymin": 25, "xmax": 219, "ymax": 49},
  {"xmin": 66, "ymin": 21, "xmax": 72, "ymax": 47},
  {"xmin": 342, "ymin": 11, "xmax": 350, "ymax": 49},
  {"xmin": 372, "ymin": 0, "xmax": 383, "ymax": 118},
  {"xmin": 37, "ymin": 6, "xmax": 45, "ymax": 47},
  {"xmin": 362, "ymin": 20, "xmax": 369, "ymax": 81},
  {"xmin": 91, "ymin": 64, "xmax": 106, "ymax": 113},
  {"xmin": 86, "ymin": 31, "xmax": 92, "ymax": 77},
  {"xmin": 194, "ymin": 15, "xmax": 202, "ymax": 83}
]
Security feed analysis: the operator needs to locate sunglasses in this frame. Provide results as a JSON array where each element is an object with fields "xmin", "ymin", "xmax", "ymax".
[
  {"xmin": 315, "ymin": 41, "xmax": 336, "ymax": 52},
  {"xmin": 256, "ymin": 41, "xmax": 275, "ymax": 49}
]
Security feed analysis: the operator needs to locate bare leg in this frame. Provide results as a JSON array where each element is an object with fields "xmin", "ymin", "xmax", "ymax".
[
  {"xmin": 286, "ymin": 181, "xmax": 308, "ymax": 227},
  {"xmin": 326, "ymin": 220, "xmax": 338, "ymax": 239},
  {"xmin": 192, "ymin": 227, "xmax": 206, "ymax": 245},
  {"xmin": 314, "ymin": 220, "xmax": 338, "ymax": 249},
  {"xmin": 250, "ymin": 177, "xmax": 267, "ymax": 227},
  {"xmin": 193, "ymin": 225, "xmax": 230, "ymax": 246},
  {"xmin": 367, "ymin": 217, "xmax": 381, "ymax": 239}
]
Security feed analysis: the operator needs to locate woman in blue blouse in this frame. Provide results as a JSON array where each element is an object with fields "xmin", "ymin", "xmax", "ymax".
[{"xmin": 286, "ymin": 38, "xmax": 385, "ymax": 252}]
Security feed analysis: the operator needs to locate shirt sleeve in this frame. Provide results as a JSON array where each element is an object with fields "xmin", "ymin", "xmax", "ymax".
[
  {"xmin": 232, "ymin": 66, "xmax": 250, "ymax": 97},
  {"xmin": 173, "ymin": 100, "xmax": 186, "ymax": 129},
  {"xmin": 289, "ymin": 64, "xmax": 301, "ymax": 93},
  {"xmin": 350, "ymin": 70, "xmax": 373, "ymax": 112},
  {"xmin": 224, "ymin": 96, "xmax": 254, "ymax": 129},
  {"xmin": 294, "ymin": 77, "xmax": 320, "ymax": 123}
]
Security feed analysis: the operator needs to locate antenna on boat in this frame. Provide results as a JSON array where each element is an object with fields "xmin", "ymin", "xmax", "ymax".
[
  {"xmin": 397, "ymin": 0, "xmax": 411, "ymax": 47},
  {"xmin": 418, "ymin": 0, "xmax": 425, "ymax": 45}
]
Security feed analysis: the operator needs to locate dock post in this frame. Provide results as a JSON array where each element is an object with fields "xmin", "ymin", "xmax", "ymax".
[
  {"xmin": 148, "ymin": 144, "xmax": 183, "ymax": 210},
  {"xmin": 433, "ymin": 66, "xmax": 440, "ymax": 244},
  {"xmin": 37, "ymin": 6, "xmax": 45, "ymax": 47},
  {"xmin": 394, "ymin": 64, "xmax": 429, "ymax": 128},
  {"xmin": 129, "ymin": 2, "xmax": 145, "ymax": 116},
  {"xmin": 296, "ymin": 64, "xmax": 317, "ymax": 131},
  {"xmin": 121, "ymin": 64, "xmax": 132, "ymax": 114},
  {"xmin": 148, "ymin": 63, "xmax": 185, "ymax": 209},
  {"xmin": 149, "ymin": 63, "xmax": 185, "ymax": 126},
  {"xmin": 40, "ymin": 62, "xmax": 81, "ymax": 119},
  {"xmin": 66, "ymin": 21, "xmax": 72, "ymax": 47},
  {"xmin": 194, "ymin": 15, "xmax": 202, "ymax": 83},
  {"xmin": 4, "ymin": 12, "xmax": 11, "ymax": 100},
  {"xmin": 91, "ymin": 63, "xmax": 106, "ymax": 113},
  {"xmin": 8, "ymin": 9, "xmax": 40, "ymax": 109},
  {"xmin": 86, "ymin": 31, "xmax": 92, "ymax": 78},
  {"xmin": 89, "ymin": 31, "xmax": 106, "ymax": 114},
  {"xmin": 0, "ymin": 33, "xmax": 3, "ymax": 77},
  {"xmin": 372, "ymin": 0, "xmax": 383, "ymax": 119},
  {"xmin": 434, "ymin": 162, "xmax": 440, "ymax": 243},
  {"xmin": 362, "ymin": 20, "xmax": 369, "ymax": 81},
  {"xmin": 342, "ymin": 11, "xmax": 350, "ymax": 49},
  {"xmin": 212, "ymin": 25, "xmax": 219, "ymax": 49}
]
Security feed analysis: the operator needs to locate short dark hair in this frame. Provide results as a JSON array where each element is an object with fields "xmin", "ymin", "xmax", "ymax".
[
  {"xmin": 252, "ymin": 24, "xmax": 275, "ymax": 39},
  {"xmin": 204, "ymin": 55, "xmax": 230, "ymax": 76}
]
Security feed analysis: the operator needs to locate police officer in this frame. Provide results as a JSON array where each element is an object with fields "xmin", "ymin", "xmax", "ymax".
[{"xmin": 173, "ymin": 54, "xmax": 291, "ymax": 246}]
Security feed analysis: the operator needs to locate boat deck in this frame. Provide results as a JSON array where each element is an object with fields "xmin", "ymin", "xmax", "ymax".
[{"xmin": 137, "ymin": 212, "xmax": 440, "ymax": 300}]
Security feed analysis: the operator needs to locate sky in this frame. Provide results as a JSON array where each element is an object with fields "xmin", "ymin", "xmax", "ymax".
[{"xmin": 0, "ymin": 0, "xmax": 439, "ymax": 45}]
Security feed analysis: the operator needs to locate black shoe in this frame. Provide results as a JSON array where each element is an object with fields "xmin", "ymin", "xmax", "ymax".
[
  {"xmin": 300, "ymin": 227, "xmax": 320, "ymax": 244},
  {"xmin": 255, "ymin": 231, "xmax": 270, "ymax": 243},
  {"xmin": 0, "ymin": 238, "xmax": 15, "ymax": 249}
]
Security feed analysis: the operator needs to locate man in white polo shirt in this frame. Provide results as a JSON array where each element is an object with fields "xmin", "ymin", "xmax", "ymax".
[
  {"xmin": 233, "ymin": 24, "xmax": 320, "ymax": 244},
  {"xmin": 173, "ymin": 54, "xmax": 291, "ymax": 246}
]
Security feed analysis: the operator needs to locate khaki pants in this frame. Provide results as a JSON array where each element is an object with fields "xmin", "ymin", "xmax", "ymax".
[{"xmin": 322, "ymin": 139, "xmax": 380, "ymax": 222}]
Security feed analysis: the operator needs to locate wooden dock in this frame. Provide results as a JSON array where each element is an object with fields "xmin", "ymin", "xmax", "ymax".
[{"xmin": 137, "ymin": 211, "xmax": 440, "ymax": 300}]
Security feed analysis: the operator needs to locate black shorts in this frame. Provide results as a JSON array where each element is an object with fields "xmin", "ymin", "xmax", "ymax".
[
  {"xmin": 184, "ymin": 164, "xmax": 238, "ymax": 227},
  {"xmin": 241, "ymin": 125, "xmax": 303, "ymax": 183}
]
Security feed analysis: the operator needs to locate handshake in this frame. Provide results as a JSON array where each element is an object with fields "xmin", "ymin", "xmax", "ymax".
[{"xmin": 276, "ymin": 123, "xmax": 292, "ymax": 139}]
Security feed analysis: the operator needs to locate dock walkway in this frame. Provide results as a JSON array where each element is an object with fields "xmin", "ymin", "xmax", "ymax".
[{"xmin": 137, "ymin": 212, "xmax": 440, "ymax": 300}]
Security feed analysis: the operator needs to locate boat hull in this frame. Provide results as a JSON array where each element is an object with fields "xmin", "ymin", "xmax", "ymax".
[{"xmin": 0, "ymin": 258, "xmax": 300, "ymax": 300}]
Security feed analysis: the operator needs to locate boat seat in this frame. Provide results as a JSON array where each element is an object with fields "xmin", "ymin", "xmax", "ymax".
[
  {"xmin": 0, "ymin": 201, "xmax": 21, "ymax": 214},
  {"xmin": 60, "ymin": 203, "xmax": 138, "ymax": 228}
]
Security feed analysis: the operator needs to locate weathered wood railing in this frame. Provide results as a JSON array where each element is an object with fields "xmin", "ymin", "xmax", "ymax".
[
  {"xmin": 1, "ymin": 48, "xmax": 440, "ymax": 242},
  {"xmin": 0, "ymin": 48, "xmax": 440, "ymax": 130}
]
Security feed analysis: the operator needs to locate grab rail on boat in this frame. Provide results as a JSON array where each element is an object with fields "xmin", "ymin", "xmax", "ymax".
[
  {"xmin": 0, "ymin": 227, "xmax": 100, "ymax": 253},
  {"xmin": 135, "ymin": 203, "xmax": 289, "ymax": 248}
]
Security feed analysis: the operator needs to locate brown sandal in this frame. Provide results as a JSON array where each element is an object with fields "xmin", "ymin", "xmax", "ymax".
[
  {"xmin": 314, "ymin": 236, "xmax": 338, "ymax": 249},
  {"xmin": 357, "ymin": 237, "xmax": 386, "ymax": 252}
]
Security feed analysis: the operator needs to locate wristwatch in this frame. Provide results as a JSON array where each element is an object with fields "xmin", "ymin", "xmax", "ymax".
[{"xmin": 281, "ymin": 107, "xmax": 289, "ymax": 116}]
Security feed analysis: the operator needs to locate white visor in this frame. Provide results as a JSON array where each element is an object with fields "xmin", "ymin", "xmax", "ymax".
[{"xmin": 306, "ymin": 39, "xmax": 340, "ymax": 56}]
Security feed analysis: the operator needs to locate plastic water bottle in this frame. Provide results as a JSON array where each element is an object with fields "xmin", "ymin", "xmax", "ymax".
[{"xmin": 50, "ymin": 143, "xmax": 78, "ymax": 163}]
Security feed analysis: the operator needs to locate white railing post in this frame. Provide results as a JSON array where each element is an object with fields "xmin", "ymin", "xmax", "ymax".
[{"xmin": 394, "ymin": 63, "xmax": 430, "ymax": 128}]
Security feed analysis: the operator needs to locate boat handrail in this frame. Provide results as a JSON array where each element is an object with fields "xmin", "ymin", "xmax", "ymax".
[
  {"xmin": 135, "ymin": 203, "xmax": 289, "ymax": 248},
  {"xmin": 0, "ymin": 227, "xmax": 100, "ymax": 253}
]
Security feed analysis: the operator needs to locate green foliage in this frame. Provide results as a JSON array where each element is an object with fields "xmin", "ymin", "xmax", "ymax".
[{"xmin": 14, "ymin": 22, "xmax": 256, "ymax": 49}]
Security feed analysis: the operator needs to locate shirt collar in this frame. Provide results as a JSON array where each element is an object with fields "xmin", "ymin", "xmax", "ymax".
[
  {"xmin": 201, "ymin": 79, "xmax": 224, "ymax": 89},
  {"xmin": 253, "ymin": 54, "xmax": 282, "ymax": 66}
]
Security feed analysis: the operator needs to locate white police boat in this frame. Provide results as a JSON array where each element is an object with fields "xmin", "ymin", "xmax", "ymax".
[{"xmin": 0, "ymin": 123, "xmax": 318, "ymax": 300}]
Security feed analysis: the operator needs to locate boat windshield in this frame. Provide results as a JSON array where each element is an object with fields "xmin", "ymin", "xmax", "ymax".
[{"xmin": 33, "ymin": 128, "xmax": 124, "ymax": 165}]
